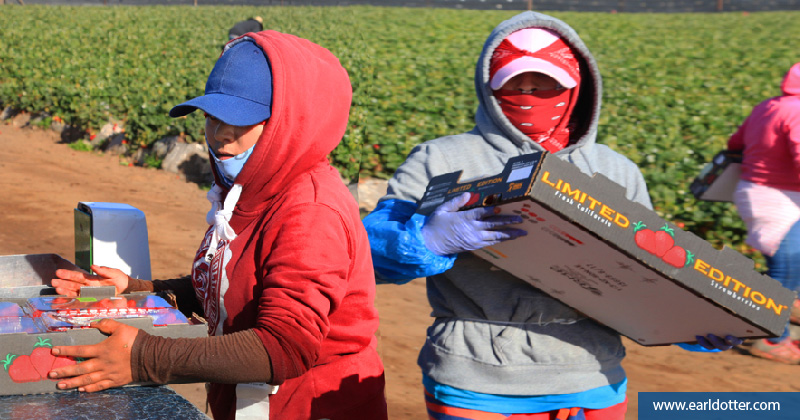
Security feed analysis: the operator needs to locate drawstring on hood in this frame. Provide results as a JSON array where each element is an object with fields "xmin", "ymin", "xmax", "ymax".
[{"xmin": 204, "ymin": 183, "xmax": 243, "ymax": 261}]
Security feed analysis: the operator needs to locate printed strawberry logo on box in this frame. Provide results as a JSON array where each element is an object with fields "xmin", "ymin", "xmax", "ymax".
[
  {"xmin": 3, "ymin": 338, "xmax": 78, "ymax": 384},
  {"xmin": 633, "ymin": 222, "xmax": 695, "ymax": 268},
  {"xmin": 418, "ymin": 152, "xmax": 795, "ymax": 345}
]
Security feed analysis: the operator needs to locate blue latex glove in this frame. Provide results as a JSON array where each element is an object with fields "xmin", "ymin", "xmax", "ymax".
[
  {"xmin": 676, "ymin": 334, "xmax": 743, "ymax": 352},
  {"xmin": 421, "ymin": 192, "xmax": 528, "ymax": 256}
]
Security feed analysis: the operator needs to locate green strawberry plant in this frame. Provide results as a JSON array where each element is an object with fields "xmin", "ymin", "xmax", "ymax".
[{"xmin": 1, "ymin": 6, "xmax": 797, "ymax": 263}]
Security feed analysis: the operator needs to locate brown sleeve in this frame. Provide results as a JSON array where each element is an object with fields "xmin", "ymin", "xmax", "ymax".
[
  {"xmin": 125, "ymin": 276, "xmax": 204, "ymax": 318},
  {"xmin": 124, "ymin": 277, "xmax": 156, "ymax": 293},
  {"xmin": 130, "ymin": 328, "xmax": 273, "ymax": 385}
]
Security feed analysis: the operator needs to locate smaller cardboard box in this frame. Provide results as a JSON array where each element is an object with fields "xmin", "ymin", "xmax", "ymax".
[
  {"xmin": 0, "ymin": 254, "xmax": 207, "ymax": 396},
  {"xmin": 417, "ymin": 152, "xmax": 794, "ymax": 346},
  {"xmin": 690, "ymin": 150, "xmax": 742, "ymax": 202}
]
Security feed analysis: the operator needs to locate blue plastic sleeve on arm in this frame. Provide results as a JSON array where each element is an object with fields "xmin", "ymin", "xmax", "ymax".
[
  {"xmin": 363, "ymin": 199, "xmax": 457, "ymax": 284},
  {"xmin": 674, "ymin": 343, "xmax": 721, "ymax": 353}
]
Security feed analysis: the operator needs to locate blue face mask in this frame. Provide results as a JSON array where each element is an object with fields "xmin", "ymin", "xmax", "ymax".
[{"xmin": 207, "ymin": 139, "xmax": 256, "ymax": 187}]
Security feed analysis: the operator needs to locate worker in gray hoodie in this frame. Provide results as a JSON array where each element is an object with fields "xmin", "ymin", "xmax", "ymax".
[{"xmin": 363, "ymin": 11, "xmax": 741, "ymax": 419}]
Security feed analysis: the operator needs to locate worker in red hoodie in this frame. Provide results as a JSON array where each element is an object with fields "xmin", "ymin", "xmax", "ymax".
[{"xmin": 48, "ymin": 31, "xmax": 388, "ymax": 420}]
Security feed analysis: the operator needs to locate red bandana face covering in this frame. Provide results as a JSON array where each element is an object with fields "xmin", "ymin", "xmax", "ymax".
[
  {"xmin": 493, "ymin": 87, "xmax": 573, "ymax": 152},
  {"xmin": 489, "ymin": 29, "xmax": 582, "ymax": 153}
]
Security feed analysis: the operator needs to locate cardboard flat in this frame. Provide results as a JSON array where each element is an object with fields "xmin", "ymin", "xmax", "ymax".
[
  {"xmin": 418, "ymin": 152, "xmax": 795, "ymax": 346},
  {"xmin": 0, "ymin": 254, "xmax": 207, "ymax": 396},
  {"xmin": 690, "ymin": 150, "xmax": 742, "ymax": 202}
]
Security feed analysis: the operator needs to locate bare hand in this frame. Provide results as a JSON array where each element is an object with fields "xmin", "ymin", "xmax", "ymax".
[
  {"xmin": 49, "ymin": 319, "xmax": 138, "ymax": 392},
  {"xmin": 52, "ymin": 265, "xmax": 132, "ymax": 297}
]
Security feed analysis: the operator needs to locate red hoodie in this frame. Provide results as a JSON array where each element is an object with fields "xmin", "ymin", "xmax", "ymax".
[
  {"xmin": 728, "ymin": 63, "xmax": 800, "ymax": 191},
  {"xmin": 192, "ymin": 31, "xmax": 386, "ymax": 419}
]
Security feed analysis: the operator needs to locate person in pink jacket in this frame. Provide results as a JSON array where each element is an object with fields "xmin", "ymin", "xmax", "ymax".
[{"xmin": 727, "ymin": 62, "xmax": 800, "ymax": 364}]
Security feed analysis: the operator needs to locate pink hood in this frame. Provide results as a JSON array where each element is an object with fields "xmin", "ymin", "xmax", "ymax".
[{"xmin": 782, "ymin": 62, "xmax": 800, "ymax": 96}]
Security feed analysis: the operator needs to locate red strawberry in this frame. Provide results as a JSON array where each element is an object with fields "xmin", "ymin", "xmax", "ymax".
[
  {"xmin": 4, "ymin": 355, "xmax": 41, "ymax": 383},
  {"xmin": 464, "ymin": 192, "xmax": 480, "ymax": 207},
  {"xmin": 664, "ymin": 246, "xmax": 694, "ymax": 268},
  {"xmin": 633, "ymin": 222, "xmax": 657, "ymax": 253},
  {"xmin": 30, "ymin": 346, "xmax": 56, "ymax": 379},
  {"xmin": 653, "ymin": 225, "xmax": 676, "ymax": 257}
]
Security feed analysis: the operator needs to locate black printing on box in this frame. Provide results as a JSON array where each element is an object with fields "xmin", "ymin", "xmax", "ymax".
[
  {"xmin": 418, "ymin": 153, "xmax": 795, "ymax": 345},
  {"xmin": 417, "ymin": 152, "xmax": 544, "ymax": 216},
  {"xmin": 690, "ymin": 150, "xmax": 742, "ymax": 202}
]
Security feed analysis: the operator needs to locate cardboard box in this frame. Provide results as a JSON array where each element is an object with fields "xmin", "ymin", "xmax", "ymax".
[
  {"xmin": 689, "ymin": 150, "xmax": 742, "ymax": 202},
  {"xmin": 74, "ymin": 202, "xmax": 152, "ymax": 280},
  {"xmin": 0, "ymin": 253, "xmax": 207, "ymax": 396},
  {"xmin": 417, "ymin": 153, "xmax": 794, "ymax": 346}
]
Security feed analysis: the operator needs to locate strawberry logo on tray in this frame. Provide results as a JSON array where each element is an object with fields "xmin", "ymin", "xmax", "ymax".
[
  {"xmin": 2, "ymin": 337, "xmax": 79, "ymax": 383},
  {"xmin": 633, "ymin": 222, "xmax": 694, "ymax": 268}
]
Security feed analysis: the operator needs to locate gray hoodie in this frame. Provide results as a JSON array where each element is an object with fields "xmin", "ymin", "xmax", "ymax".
[{"xmin": 381, "ymin": 11, "xmax": 652, "ymax": 396}]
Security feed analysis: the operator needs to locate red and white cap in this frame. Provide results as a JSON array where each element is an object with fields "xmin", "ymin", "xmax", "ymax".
[{"xmin": 489, "ymin": 28, "xmax": 580, "ymax": 90}]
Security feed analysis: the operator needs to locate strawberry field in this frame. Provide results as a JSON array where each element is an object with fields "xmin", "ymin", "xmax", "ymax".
[{"xmin": 2, "ymin": 6, "xmax": 799, "ymax": 262}]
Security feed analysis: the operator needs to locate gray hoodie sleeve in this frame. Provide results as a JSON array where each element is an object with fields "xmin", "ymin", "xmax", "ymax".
[
  {"xmin": 383, "ymin": 142, "xmax": 451, "ymax": 204},
  {"xmin": 564, "ymin": 143, "xmax": 653, "ymax": 210}
]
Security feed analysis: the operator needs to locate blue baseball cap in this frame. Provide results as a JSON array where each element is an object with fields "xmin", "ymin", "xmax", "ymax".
[{"xmin": 170, "ymin": 40, "xmax": 272, "ymax": 126}]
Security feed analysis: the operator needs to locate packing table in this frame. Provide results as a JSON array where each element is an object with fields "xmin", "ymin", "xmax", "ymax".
[{"xmin": 0, "ymin": 385, "xmax": 210, "ymax": 419}]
